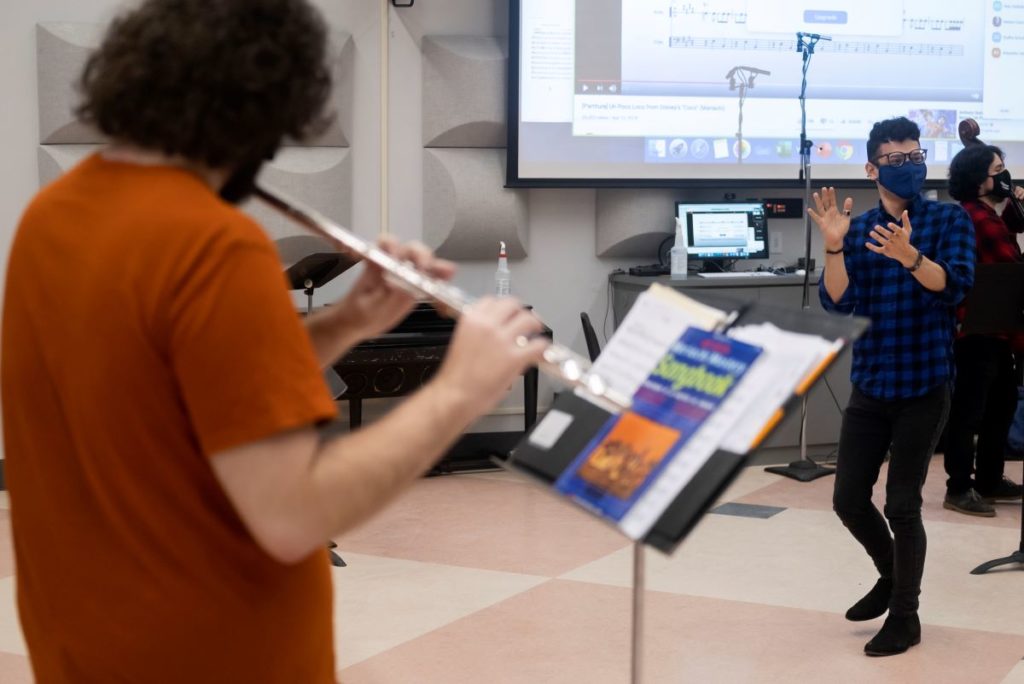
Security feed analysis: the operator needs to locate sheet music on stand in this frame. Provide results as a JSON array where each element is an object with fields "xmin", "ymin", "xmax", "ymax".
[{"xmin": 504, "ymin": 284, "xmax": 867, "ymax": 553}]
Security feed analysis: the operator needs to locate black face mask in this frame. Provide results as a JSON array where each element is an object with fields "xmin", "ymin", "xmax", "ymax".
[{"xmin": 989, "ymin": 168, "xmax": 1014, "ymax": 199}]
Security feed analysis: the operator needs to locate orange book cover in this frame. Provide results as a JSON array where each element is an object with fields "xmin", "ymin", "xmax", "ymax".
[{"xmin": 576, "ymin": 412, "xmax": 682, "ymax": 499}]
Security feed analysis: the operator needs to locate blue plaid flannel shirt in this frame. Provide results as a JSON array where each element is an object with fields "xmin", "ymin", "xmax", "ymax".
[{"xmin": 819, "ymin": 195, "xmax": 975, "ymax": 400}]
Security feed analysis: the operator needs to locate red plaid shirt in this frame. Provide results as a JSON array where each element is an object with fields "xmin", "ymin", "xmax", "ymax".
[{"xmin": 957, "ymin": 199, "xmax": 1024, "ymax": 346}]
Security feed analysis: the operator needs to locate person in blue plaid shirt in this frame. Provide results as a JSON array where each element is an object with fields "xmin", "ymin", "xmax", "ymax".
[{"xmin": 810, "ymin": 117, "xmax": 975, "ymax": 657}]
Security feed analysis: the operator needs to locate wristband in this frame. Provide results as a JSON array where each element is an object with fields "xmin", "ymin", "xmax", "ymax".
[
  {"xmin": 825, "ymin": 247, "xmax": 844, "ymax": 255},
  {"xmin": 907, "ymin": 249, "xmax": 924, "ymax": 272}
]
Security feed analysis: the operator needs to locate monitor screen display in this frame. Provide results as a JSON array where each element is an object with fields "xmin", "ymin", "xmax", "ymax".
[
  {"xmin": 676, "ymin": 201, "xmax": 769, "ymax": 260},
  {"xmin": 509, "ymin": 0, "xmax": 1022, "ymax": 187}
]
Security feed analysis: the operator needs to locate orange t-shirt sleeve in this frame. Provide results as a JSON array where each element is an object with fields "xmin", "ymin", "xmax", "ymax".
[{"xmin": 165, "ymin": 221, "xmax": 337, "ymax": 456}]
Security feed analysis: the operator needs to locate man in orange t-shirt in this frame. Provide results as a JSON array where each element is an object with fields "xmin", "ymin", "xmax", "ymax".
[{"xmin": 1, "ymin": 1, "xmax": 548, "ymax": 682}]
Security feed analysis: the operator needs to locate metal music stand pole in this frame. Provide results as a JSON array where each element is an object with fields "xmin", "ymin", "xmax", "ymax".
[
  {"xmin": 765, "ymin": 33, "xmax": 835, "ymax": 482},
  {"xmin": 631, "ymin": 541, "xmax": 645, "ymax": 684},
  {"xmin": 966, "ymin": 263, "xmax": 1024, "ymax": 574},
  {"xmin": 971, "ymin": 512, "xmax": 1024, "ymax": 575}
]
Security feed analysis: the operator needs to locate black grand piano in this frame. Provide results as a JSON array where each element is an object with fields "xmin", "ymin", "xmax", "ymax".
[
  {"xmin": 284, "ymin": 250, "xmax": 547, "ymax": 471},
  {"xmin": 333, "ymin": 302, "xmax": 460, "ymax": 429},
  {"xmin": 331, "ymin": 303, "xmax": 546, "ymax": 472}
]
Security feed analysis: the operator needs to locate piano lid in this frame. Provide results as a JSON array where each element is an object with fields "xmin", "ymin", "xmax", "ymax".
[{"xmin": 356, "ymin": 302, "xmax": 455, "ymax": 349}]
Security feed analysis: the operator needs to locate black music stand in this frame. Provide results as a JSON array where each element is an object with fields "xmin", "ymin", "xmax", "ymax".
[
  {"xmin": 284, "ymin": 252, "xmax": 358, "ymax": 314},
  {"xmin": 284, "ymin": 251, "xmax": 356, "ymax": 568},
  {"xmin": 963, "ymin": 263, "xmax": 1024, "ymax": 574}
]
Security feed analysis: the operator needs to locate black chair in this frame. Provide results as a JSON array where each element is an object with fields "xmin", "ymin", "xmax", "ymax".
[{"xmin": 580, "ymin": 312, "xmax": 602, "ymax": 362}]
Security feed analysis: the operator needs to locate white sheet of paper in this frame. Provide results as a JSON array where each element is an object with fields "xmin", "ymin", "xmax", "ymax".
[
  {"xmin": 719, "ymin": 323, "xmax": 841, "ymax": 454},
  {"xmin": 618, "ymin": 322, "xmax": 840, "ymax": 540},
  {"xmin": 590, "ymin": 284, "xmax": 724, "ymax": 400},
  {"xmin": 576, "ymin": 285, "xmax": 842, "ymax": 541},
  {"xmin": 528, "ymin": 409, "xmax": 575, "ymax": 450}
]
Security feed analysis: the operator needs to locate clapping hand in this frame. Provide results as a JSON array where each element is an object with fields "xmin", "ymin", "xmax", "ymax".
[{"xmin": 865, "ymin": 210, "xmax": 917, "ymax": 267}]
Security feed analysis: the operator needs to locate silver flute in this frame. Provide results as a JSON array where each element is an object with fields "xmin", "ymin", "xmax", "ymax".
[{"xmin": 255, "ymin": 186, "xmax": 630, "ymax": 411}]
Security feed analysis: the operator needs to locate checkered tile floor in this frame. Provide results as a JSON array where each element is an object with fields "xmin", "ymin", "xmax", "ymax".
[{"xmin": 0, "ymin": 457, "xmax": 1022, "ymax": 682}]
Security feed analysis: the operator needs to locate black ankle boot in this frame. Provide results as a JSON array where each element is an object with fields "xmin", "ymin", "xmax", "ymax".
[
  {"xmin": 864, "ymin": 613, "xmax": 921, "ymax": 656},
  {"xmin": 845, "ymin": 578, "xmax": 892, "ymax": 621}
]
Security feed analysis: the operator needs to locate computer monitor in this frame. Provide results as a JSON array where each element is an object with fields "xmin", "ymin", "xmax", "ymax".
[{"xmin": 675, "ymin": 201, "xmax": 769, "ymax": 265}]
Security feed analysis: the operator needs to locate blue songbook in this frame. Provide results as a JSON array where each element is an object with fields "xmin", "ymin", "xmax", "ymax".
[{"xmin": 554, "ymin": 327, "xmax": 762, "ymax": 525}]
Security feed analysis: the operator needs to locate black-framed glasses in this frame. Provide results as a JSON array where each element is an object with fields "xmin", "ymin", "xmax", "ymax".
[{"xmin": 873, "ymin": 148, "xmax": 927, "ymax": 167}]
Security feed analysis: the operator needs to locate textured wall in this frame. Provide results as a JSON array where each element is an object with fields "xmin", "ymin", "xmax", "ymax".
[
  {"xmin": 35, "ymin": 22, "xmax": 355, "ymax": 267},
  {"xmin": 421, "ymin": 34, "xmax": 527, "ymax": 260},
  {"xmin": 422, "ymin": 35, "xmax": 506, "ymax": 148},
  {"xmin": 295, "ymin": 32, "xmax": 355, "ymax": 148},
  {"xmin": 243, "ymin": 148, "xmax": 353, "ymax": 242},
  {"xmin": 423, "ymin": 148, "xmax": 527, "ymax": 259},
  {"xmin": 36, "ymin": 23, "xmax": 104, "ymax": 145},
  {"xmin": 37, "ymin": 144, "xmax": 97, "ymax": 185},
  {"xmin": 595, "ymin": 189, "xmax": 678, "ymax": 259}
]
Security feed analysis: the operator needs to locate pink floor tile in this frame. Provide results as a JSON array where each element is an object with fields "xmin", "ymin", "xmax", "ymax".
[
  {"xmin": 0, "ymin": 652, "xmax": 33, "ymax": 684},
  {"xmin": 740, "ymin": 458, "xmax": 1023, "ymax": 530},
  {"xmin": 0, "ymin": 511, "xmax": 13, "ymax": 578},
  {"xmin": 339, "ymin": 580, "xmax": 1024, "ymax": 684},
  {"xmin": 336, "ymin": 476, "xmax": 631, "ymax": 576}
]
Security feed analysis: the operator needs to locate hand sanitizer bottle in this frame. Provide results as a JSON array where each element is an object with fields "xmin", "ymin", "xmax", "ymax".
[
  {"xmin": 670, "ymin": 217, "xmax": 688, "ymax": 278},
  {"xmin": 494, "ymin": 241, "xmax": 511, "ymax": 296}
]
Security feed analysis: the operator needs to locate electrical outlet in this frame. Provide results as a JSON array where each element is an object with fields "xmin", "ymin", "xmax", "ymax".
[{"xmin": 770, "ymin": 233, "xmax": 783, "ymax": 254}]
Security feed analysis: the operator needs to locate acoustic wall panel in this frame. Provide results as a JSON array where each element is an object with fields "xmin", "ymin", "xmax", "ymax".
[
  {"xmin": 36, "ymin": 23, "xmax": 353, "ymax": 149},
  {"xmin": 242, "ymin": 147, "xmax": 352, "ymax": 242},
  {"xmin": 422, "ymin": 36, "xmax": 506, "ymax": 148},
  {"xmin": 423, "ymin": 148, "xmax": 527, "ymax": 259},
  {"xmin": 36, "ymin": 23, "xmax": 104, "ymax": 144},
  {"xmin": 297, "ymin": 31, "xmax": 354, "ymax": 148},
  {"xmin": 37, "ymin": 145, "xmax": 99, "ymax": 185},
  {"xmin": 595, "ymin": 189, "xmax": 676, "ymax": 258}
]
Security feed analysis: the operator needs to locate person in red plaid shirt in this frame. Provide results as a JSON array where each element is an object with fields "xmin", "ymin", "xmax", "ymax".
[{"xmin": 943, "ymin": 143, "xmax": 1024, "ymax": 516}]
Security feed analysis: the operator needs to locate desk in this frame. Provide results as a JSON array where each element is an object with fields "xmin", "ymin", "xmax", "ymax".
[
  {"xmin": 611, "ymin": 273, "xmax": 819, "ymax": 327},
  {"xmin": 610, "ymin": 272, "xmax": 850, "ymax": 450}
]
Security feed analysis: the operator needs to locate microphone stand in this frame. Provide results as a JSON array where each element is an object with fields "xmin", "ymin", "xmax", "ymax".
[
  {"xmin": 765, "ymin": 33, "xmax": 836, "ymax": 482},
  {"xmin": 728, "ymin": 66, "xmax": 770, "ymax": 165}
]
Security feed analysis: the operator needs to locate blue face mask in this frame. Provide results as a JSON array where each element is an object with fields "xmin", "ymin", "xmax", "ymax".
[{"xmin": 877, "ymin": 162, "xmax": 927, "ymax": 200}]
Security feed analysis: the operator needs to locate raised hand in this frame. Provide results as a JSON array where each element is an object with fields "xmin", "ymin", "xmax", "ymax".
[
  {"xmin": 807, "ymin": 187, "xmax": 854, "ymax": 251},
  {"xmin": 865, "ymin": 210, "xmax": 918, "ymax": 267}
]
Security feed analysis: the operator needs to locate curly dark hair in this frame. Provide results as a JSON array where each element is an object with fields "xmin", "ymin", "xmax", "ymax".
[
  {"xmin": 948, "ymin": 144, "xmax": 1003, "ymax": 203},
  {"xmin": 76, "ymin": 0, "xmax": 332, "ymax": 170},
  {"xmin": 866, "ymin": 117, "xmax": 921, "ymax": 163}
]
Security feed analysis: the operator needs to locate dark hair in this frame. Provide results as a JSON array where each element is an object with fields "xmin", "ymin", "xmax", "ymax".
[
  {"xmin": 948, "ymin": 144, "xmax": 1003, "ymax": 202},
  {"xmin": 866, "ymin": 117, "xmax": 921, "ymax": 162},
  {"xmin": 76, "ymin": 0, "xmax": 332, "ymax": 170}
]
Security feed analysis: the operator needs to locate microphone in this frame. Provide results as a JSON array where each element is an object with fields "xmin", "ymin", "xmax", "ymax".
[
  {"xmin": 797, "ymin": 31, "xmax": 833, "ymax": 42},
  {"xmin": 732, "ymin": 66, "xmax": 771, "ymax": 76},
  {"xmin": 725, "ymin": 66, "xmax": 772, "ymax": 84}
]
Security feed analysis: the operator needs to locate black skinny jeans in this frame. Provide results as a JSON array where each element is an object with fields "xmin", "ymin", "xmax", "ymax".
[
  {"xmin": 944, "ymin": 335, "xmax": 1017, "ymax": 495},
  {"xmin": 833, "ymin": 384, "xmax": 950, "ymax": 616}
]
